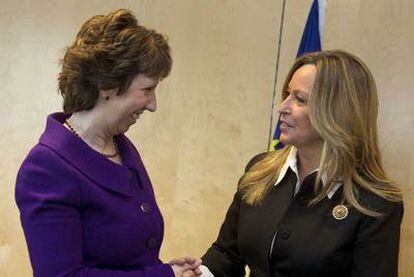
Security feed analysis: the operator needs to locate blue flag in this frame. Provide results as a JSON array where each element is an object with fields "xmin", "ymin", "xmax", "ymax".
[{"xmin": 271, "ymin": 0, "xmax": 325, "ymax": 150}]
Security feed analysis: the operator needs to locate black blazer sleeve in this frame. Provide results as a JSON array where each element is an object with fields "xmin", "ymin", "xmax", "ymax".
[
  {"xmin": 352, "ymin": 198, "xmax": 404, "ymax": 277},
  {"xmin": 202, "ymin": 153, "xmax": 269, "ymax": 277},
  {"xmin": 202, "ymin": 191, "xmax": 246, "ymax": 277}
]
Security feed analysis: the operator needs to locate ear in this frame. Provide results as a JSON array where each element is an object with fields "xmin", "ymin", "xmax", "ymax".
[{"xmin": 99, "ymin": 89, "xmax": 117, "ymax": 100}]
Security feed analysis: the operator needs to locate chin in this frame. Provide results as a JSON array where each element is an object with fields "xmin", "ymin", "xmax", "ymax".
[
  {"xmin": 278, "ymin": 135, "xmax": 290, "ymax": 146},
  {"xmin": 122, "ymin": 126, "xmax": 132, "ymax": 134}
]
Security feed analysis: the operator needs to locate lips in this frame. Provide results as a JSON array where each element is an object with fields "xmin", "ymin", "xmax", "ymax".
[{"xmin": 280, "ymin": 120, "xmax": 293, "ymax": 128}]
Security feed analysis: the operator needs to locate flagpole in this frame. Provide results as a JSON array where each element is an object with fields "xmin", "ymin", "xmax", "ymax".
[{"xmin": 267, "ymin": 0, "xmax": 287, "ymax": 150}]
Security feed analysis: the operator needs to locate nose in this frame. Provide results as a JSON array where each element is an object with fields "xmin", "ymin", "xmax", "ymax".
[
  {"xmin": 277, "ymin": 97, "xmax": 291, "ymax": 115},
  {"xmin": 145, "ymin": 92, "xmax": 157, "ymax": 112}
]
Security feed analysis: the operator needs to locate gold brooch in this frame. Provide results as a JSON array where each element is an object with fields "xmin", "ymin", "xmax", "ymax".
[{"xmin": 332, "ymin": 205, "xmax": 348, "ymax": 220}]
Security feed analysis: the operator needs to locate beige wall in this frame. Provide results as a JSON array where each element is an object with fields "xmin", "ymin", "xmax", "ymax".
[{"xmin": 0, "ymin": 1, "xmax": 412, "ymax": 276}]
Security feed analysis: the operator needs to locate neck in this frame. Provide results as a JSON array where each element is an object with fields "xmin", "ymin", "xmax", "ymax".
[
  {"xmin": 68, "ymin": 110, "xmax": 114, "ymax": 151},
  {"xmin": 296, "ymin": 142, "xmax": 323, "ymax": 183}
]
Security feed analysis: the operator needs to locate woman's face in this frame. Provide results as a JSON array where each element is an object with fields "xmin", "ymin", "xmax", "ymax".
[
  {"xmin": 104, "ymin": 74, "xmax": 159, "ymax": 134},
  {"xmin": 277, "ymin": 64, "xmax": 323, "ymax": 150}
]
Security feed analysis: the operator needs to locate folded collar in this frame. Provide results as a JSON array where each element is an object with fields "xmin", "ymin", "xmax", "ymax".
[
  {"xmin": 274, "ymin": 146, "xmax": 341, "ymax": 199},
  {"xmin": 38, "ymin": 112, "xmax": 140, "ymax": 196}
]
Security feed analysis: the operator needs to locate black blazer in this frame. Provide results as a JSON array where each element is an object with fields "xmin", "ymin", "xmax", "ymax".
[{"xmin": 202, "ymin": 156, "xmax": 403, "ymax": 277}]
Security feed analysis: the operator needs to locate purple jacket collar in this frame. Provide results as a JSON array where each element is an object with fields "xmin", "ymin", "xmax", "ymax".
[{"xmin": 39, "ymin": 112, "xmax": 140, "ymax": 197}]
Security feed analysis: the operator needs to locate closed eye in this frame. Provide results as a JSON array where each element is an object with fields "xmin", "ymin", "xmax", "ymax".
[
  {"xmin": 285, "ymin": 89, "xmax": 308, "ymax": 105},
  {"xmin": 293, "ymin": 90, "xmax": 308, "ymax": 105},
  {"xmin": 143, "ymin": 86, "xmax": 155, "ymax": 91},
  {"xmin": 295, "ymin": 95, "xmax": 307, "ymax": 104},
  {"xmin": 142, "ymin": 86, "xmax": 157, "ymax": 95}
]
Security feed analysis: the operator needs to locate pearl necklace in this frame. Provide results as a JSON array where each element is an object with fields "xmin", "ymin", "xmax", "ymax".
[{"xmin": 64, "ymin": 119, "xmax": 119, "ymax": 158}]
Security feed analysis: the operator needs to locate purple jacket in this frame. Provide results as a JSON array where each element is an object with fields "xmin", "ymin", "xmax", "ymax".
[{"xmin": 15, "ymin": 113, "xmax": 174, "ymax": 277}]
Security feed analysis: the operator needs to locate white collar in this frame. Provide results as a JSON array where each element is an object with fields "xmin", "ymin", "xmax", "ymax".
[{"xmin": 274, "ymin": 146, "xmax": 341, "ymax": 199}]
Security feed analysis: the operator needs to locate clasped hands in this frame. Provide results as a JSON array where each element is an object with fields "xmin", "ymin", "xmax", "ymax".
[{"xmin": 170, "ymin": 256, "xmax": 203, "ymax": 277}]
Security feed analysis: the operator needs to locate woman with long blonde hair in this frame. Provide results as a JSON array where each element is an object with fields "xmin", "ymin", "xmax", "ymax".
[{"xmin": 201, "ymin": 50, "xmax": 403, "ymax": 277}]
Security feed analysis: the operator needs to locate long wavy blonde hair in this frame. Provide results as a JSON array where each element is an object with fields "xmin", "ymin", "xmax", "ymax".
[{"xmin": 239, "ymin": 50, "xmax": 402, "ymax": 216}]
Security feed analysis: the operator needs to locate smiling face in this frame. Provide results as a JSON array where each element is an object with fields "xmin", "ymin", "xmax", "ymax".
[
  {"xmin": 277, "ymin": 64, "xmax": 323, "ymax": 150},
  {"xmin": 102, "ymin": 73, "xmax": 159, "ymax": 134}
]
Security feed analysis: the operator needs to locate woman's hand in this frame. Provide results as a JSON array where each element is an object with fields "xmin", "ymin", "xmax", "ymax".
[{"xmin": 170, "ymin": 256, "xmax": 202, "ymax": 276}]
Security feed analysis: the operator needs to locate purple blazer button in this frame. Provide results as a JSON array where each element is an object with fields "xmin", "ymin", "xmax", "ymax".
[
  {"xmin": 140, "ymin": 202, "xmax": 151, "ymax": 214},
  {"xmin": 147, "ymin": 237, "xmax": 157, "ymax": 249}
]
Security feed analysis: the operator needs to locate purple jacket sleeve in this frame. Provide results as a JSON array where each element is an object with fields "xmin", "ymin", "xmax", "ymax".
[{"xmin": 15, "ymin": 148, "xmax": 174, "ymax": 277}]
